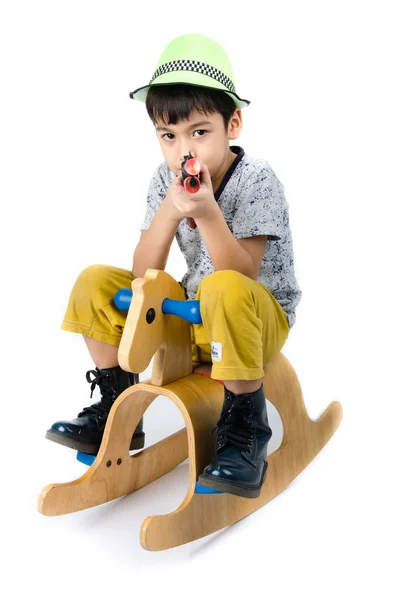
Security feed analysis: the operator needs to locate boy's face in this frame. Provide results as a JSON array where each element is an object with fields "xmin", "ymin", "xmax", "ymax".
[{"xmin": 154, "ymin": 108, "xmax": 243, "ymax": 187}]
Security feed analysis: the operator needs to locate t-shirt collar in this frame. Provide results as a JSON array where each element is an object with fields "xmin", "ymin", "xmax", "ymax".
[{"xmin": 214, "ymin": 145, "xmax": 245, "ymax": 202}]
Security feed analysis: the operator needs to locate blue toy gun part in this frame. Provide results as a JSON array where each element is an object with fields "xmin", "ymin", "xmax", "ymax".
[{"xmin": 114, "ymin": 288, "xmax": 203, "ymax": 325}]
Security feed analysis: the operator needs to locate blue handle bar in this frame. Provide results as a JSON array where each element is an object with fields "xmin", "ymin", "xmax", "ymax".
[{"xmin": 114, "ymin": 288, "xmax": 202, "ymax": 325}]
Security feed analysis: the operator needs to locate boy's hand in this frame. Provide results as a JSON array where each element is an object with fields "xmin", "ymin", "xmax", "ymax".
[{"xmin": 170, "ymin": 161, "xmax": 217, "ymax": 225}]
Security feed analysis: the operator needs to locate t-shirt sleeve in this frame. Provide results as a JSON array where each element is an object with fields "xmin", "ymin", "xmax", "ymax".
[
  {"xmin": 140, "ymin": 166, "xmax": 168, "ymax": 231},
  {"xmin": 232, "ymin": 164, "xmax": 289, "ymax": 241}
]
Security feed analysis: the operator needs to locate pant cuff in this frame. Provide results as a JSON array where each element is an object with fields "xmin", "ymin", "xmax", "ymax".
[
  {"xmin": 210, "ymin": 366, "xmax": 265, "ymax": 381},
  {"xmin": 60, "ymin": 321, "xmax": 121, "ymax": 347}
]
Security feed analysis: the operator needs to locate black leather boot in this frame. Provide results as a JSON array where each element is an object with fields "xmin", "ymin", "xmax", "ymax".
[
  {"xmin": 198, "ymin": 383, "xmax": 272, "ymax": 498},
  {"xmin": 46, "ymin": 366, "xmax": 145, "ymax": 455}
]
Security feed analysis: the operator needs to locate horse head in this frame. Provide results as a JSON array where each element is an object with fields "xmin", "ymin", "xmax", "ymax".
[{"xmin": 117, "ymin": 269, "xmax": 202, "ymax": 386}]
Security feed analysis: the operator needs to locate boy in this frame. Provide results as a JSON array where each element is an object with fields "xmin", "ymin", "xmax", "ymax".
[{"xmin": 46, "ymin": 33, "xmax": 302, "ymax": 498}]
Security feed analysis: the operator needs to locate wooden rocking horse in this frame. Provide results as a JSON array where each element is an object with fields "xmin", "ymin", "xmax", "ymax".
[{"xmin": 38, "ymin": 269, "xmax": 343, "ymax": 551}]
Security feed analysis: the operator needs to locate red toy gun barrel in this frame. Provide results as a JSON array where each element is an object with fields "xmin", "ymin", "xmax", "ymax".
[{"xmin": 181, "ymin": 153, "xmax": 201, "ymax": 193}]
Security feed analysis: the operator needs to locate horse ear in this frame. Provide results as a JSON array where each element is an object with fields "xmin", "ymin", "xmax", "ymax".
[
  {"xmin": 162, "ymin": 299, "xmax": 202, "ymax": 324},
  {"xmin": 114, "ymin": 289, "xmax": 202, "ymax": 325}
]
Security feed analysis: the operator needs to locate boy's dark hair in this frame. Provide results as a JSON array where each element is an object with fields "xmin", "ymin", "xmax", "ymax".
[{"xmin": 145, "ymin": 84, "xmax": 236, "ymax": 131}]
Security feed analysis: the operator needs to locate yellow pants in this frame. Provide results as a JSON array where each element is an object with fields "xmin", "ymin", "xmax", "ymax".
[{"xmin": 61, "ymin": 265, "xmax": 290, "ymax": 381}]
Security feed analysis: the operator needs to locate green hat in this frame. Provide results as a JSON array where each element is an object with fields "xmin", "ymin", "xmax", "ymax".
[{"xmin": 130, "ymin": 33, "xmax": 250, "ymax": 109}]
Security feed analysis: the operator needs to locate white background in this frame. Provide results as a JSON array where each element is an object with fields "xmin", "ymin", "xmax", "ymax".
[{"xmin": 1, "ymin": 0, "xmax": 396, "ymax": 597}]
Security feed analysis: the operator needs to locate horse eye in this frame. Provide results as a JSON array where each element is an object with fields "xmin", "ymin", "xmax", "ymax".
[{"xmin": 146, "ymin": 308, "xmax": 156, "ymax": 324}]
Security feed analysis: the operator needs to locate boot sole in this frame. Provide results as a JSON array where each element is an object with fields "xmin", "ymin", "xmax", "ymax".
[
  {"xmin": 197, "ymin": 462, "xmax": 268, "ymax": 499},
  {"xmin": 45, "ymin": 429, "xmax": 145, "ymax": 455}
]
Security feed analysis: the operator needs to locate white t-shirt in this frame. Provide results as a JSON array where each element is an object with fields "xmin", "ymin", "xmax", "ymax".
[{"xmin": 140, "ymin": 145, "xmax": 302, "ymax": 328}]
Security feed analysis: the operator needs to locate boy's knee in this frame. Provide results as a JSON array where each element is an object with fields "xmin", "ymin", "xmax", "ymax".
[
  {"xmin": 77, "ymin": 264, "xmax": 114, "ymax": 287},
  {"xmin": 199, "ymin": 271, "xmax": 253, "ymax": 317},
  {"xmin": 200, "ymin": 270, "xmax": 248, "ymax": 292}
]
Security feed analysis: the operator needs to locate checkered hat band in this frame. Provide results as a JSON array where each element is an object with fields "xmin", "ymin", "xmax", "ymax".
[{"xmin": 150, "ymin": 60, "xmax": 236, "ymax": 93}]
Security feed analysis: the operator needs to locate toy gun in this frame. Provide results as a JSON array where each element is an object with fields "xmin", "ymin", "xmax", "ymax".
[{"xmin": 181, "ymin": 152, "xmax": 201, "ymax": 193}]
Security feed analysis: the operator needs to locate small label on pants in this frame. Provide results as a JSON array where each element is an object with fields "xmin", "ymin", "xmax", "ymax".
[{"xmin": 211, "ymin": 341, "xmax": 223, "ymax": 362}]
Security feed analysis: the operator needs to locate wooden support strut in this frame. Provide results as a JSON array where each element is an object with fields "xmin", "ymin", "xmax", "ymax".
[{"xmin": 38, "ymin": 270, "xmax": 343, "ymax": 551}]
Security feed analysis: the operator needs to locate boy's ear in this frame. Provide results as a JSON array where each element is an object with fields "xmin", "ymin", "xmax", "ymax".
[{"xmin": 228, "ymin": 108, "xmax": 243, "ymax": 140}]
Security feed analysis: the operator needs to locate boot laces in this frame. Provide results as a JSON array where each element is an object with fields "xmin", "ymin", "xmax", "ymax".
[
  {"xmin": 77, "ymin": 368, "xmax": 117, "ymax": 420},
  {"xmin": 210, "ymin": 394, "xmax": 255, "ymax": 453}
]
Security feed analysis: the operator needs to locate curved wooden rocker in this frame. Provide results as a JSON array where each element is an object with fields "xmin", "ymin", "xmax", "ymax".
[{"xmin": 38, "ymin": 269, "xmax": 343, "ymax": 551}]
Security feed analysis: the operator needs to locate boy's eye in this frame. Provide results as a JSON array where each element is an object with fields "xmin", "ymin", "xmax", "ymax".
[{"xmin": 161, "ymin": 130, "xmax": 207, "ymax": 141}]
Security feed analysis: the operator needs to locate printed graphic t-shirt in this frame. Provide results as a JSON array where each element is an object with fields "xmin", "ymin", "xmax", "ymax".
[{"xmin": 140, "ymin": 145, "xmax": 302, "ymax": 329}]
